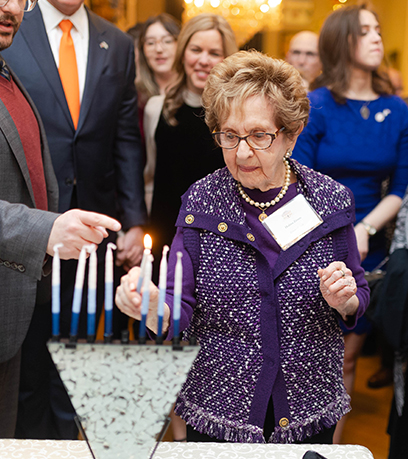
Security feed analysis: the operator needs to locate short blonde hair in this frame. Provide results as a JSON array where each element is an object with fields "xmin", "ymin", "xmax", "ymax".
[
  {"xmin": 203, "ymin": 50, "xmax": 310, "ymax": 139},
  {"xmin": 163, "ymin": 13, "xmax": 238, "ymax": 126}
]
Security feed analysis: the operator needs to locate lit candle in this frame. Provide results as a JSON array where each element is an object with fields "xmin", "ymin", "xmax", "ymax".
[
  {"xmin": 87, "ymin": 244, "xmax": 97, "ymax": 342},
  {"xmin": 138, "ymin": 254, "xmax": 153, "ymax": 344},
  {"xmin": 104, "ymin": 242, "xmax": 117, "ymax": 341},
  {"xmin": 173, "ymin": 252, "xmax": 183, "ymax": 341},
  {"xmin": 52, "ymin": 243, "xmax": 63, "ymax": 339},
  {"xmin": 136, "ymin": 234, "xmax": 152, "ymax": 293},
  {"xmin": 70, "ymin": 245, "xmax": 90, "ymax": 340},
  {"xmin": 156, "ymin": 245, "xmax": 169, "ymax": 343}
]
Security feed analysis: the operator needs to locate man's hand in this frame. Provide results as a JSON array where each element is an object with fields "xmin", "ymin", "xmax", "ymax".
[
  {"xmin": 47, "ymin": 209, "xmax": 121, "ymax": 259},
  {"xmin": 115, "ymin": 226, "xmax": 144, "ymax": 271}
]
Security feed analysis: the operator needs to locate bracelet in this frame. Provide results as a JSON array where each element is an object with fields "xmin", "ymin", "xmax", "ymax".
[{"xmin": 361, "ymin": 220, "xmax": 377, "ymax": 237}]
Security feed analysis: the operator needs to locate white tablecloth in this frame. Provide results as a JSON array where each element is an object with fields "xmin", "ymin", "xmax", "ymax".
[
  {"xmin": 153, "ymin": 442, "xmax": 374, "ymax": 459},
  {"xmin": 0, "ymin": 440, "xmax": 92, "ymax": 458},
  {"xmin": 0, "ymin": 440, "xmax": 374, "ymax": 459}
]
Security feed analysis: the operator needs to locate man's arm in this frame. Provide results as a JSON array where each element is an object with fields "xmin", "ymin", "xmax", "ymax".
[
  {"xmin": 0, "ymin": 200, "xmax": 121, "ymax": 281},
  {"xmin": 0, "ymin": 200, "xmax": 57, "ymax": 280}
]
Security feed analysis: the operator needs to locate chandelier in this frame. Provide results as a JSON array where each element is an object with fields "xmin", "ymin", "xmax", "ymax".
[{"xmin": 182, "ymin": 0, "xmax": 282, "ymax": 47}]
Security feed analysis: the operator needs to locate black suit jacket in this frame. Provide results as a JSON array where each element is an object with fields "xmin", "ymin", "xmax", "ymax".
[{"xmin": 3, "ymin": 6, "xmax": 147, "ymax": 230}]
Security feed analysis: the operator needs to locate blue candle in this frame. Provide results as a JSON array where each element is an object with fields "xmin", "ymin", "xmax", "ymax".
[
  {"xmin": 52, "ymin": 243, "xmax": 63, "ymax": 338},
  {"xmin": 157, "ymin": 246, "xmax": 169, "ymax": 339},
  {"xmin": 104, "ymin": 242, "xmax": 117, "ymax": 339},
  {"xmin": 173, "ymin": 252, "xmax": 183, "ymax": 339},
  {"xmin": 136, "ymin": 234, "xmax": 152, "ymax": 293},
  {"xmin": 70, "ymin": 245, "xmax": 89, "ymax": 338},
  {"xmin": 87, "ymin": 245, "xmax": 97, "ymax": 339},
  {"xmin": 139, "ymin": 254, "xmax": 153, "ymax": 341}
]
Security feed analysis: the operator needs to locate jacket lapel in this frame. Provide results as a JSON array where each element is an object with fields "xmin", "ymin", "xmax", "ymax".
[
  {"xmin": 19, "ymin": 7, "xmax": 73, "ymax": 128},
  {"xmin": 77, "ymin": 9, "xmax": 108, "ymax": 131}
]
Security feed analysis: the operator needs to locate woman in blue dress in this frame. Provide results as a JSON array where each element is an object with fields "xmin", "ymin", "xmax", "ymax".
[{"xmin": 293, "ymin": 4, "xmax": 408, "ymax": 442}]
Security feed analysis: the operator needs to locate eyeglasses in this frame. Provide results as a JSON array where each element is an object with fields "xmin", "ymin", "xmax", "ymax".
[
  {"xmin": 0, "ymin": 0, "xmax": 38, "ymax": 11},
  {"xmin": 212, "ymin": 127, "xmax": 285, "ymax": 150},
  {"xmin": 144, "ymin": 36, "xmax": 176, "ymax": 50},
  {"xmin": 289, "ymin": 50, "xmax": 318, "ymax": 60}
]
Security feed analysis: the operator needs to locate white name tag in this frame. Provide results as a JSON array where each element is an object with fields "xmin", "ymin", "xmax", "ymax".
[{"xmin": 262, "ymin": 194, "xmax": 323, "ymax": 250}]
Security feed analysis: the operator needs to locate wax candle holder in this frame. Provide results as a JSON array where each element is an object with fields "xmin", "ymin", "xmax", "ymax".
[{"xmin": 48, "ymin": 340, "xmax": 199, "ymax": 459}]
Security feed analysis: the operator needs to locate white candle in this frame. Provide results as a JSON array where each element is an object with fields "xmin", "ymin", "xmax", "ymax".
[
  {"xmin": 70, "ymin": 245, "xmax": 90, "ymax": 336},
  {"xmin": 87, "ymin": 244, "xmax": 97, "ymax": 337},
  {"xmin": 52, "ymin": 243, "xmax": 63, "ymax": 337},
  {"xmin": 136, "ymin": 234, "xmax": 152, "ymax": 293},
  {"xmin": 157, "ymin": 246, "xmax": 169, "ymax": 338},
  {"xmin": 104, "ymin": 242, "xmax": 117, "ymax": 337},
  {"xmin": 139, "ymin": 254, "xmax": 153, "ymax": 340},
  {"xmin": 173, "ymin": 252, "xmax": 183, "ymax": 338}
]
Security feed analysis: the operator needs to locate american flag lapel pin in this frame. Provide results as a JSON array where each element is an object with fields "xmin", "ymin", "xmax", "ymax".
[{"xmin": 99, "ymin": 41, "xmax": 109, "ymax": 50}]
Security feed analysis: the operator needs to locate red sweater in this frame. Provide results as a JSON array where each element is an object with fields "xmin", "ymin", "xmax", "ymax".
[{"xmin": 0, "ymin": 75, "xmax": 47, "ymax": 210}]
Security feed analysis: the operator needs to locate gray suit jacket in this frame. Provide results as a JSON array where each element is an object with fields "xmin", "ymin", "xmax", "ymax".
[{"xmin": 0, "ymin": 61, "xmax": 59, "ymax": 363}]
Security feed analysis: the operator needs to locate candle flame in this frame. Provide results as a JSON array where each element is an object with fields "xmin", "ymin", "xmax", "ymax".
[{"xmin": 144, "ymin": 234, "xmax": 153, "ymax": 250}]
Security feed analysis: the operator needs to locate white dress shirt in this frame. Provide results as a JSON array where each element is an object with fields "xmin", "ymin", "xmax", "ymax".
[{"xmin": 38, "ymin": 0, "xmax": 89, "ymax": 101}]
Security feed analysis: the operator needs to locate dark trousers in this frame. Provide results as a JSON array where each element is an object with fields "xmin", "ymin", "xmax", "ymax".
[
  {"xmin": 0, "ymin": 349, "xmax": 21, "ymax": 438},
  {"xmin": 388, "ymin": 366, "xmax": 408, "ymax": 459},
  {"xmin": 15, "ymin": 302, "xmax": 77, "ymax": 439}
]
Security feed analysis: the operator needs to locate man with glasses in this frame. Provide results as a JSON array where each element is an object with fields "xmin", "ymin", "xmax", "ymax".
[
  {"xmin": 0, "ymin": 0, "xmax": 124, "ymax": 437},
  {"xmin": 286, "ymin": 30, "xmax": 321, "ymax": 91}
]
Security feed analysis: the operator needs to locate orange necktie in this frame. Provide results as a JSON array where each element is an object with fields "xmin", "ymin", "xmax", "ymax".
[{"xmin": 59, "ymin": 20, "xmax": 80, "ymax": 129}]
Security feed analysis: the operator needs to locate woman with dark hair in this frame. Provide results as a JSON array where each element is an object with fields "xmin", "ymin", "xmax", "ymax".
[
  {"xmin": 126, "ymin": 15, "xmax": 180, "ymax": 174},
  {"xmin": 293, "ymin": 4, "xmax": 408, "ymax": 442},
  {"xmin": 137, "ymin": 14, "xmax": 180, "ymax": 104}
]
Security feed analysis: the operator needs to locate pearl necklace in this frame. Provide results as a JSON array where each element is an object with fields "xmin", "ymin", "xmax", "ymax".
[{"xmin": 237, "ymin": 159, "xmax": 291, "ymax": 222}]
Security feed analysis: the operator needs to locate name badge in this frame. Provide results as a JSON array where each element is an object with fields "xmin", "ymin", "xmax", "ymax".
[{"xmin": 262, "ymin": 194, "xmax": 323, "ymax": 250}]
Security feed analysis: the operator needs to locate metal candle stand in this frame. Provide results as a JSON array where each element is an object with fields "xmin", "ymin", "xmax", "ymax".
[{"xmin": 48, "ymin": 339, "xmax": 199, "ymax": 459}]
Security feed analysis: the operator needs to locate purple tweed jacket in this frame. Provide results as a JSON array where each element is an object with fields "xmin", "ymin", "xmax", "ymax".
[{"xmin": 164, "ymin": 159, "xmax": 369, "ymax": 443}]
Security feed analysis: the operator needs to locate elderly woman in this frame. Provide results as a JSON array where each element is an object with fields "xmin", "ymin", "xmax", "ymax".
[{"xmin": 116, "ymin": 50, "xmax": 369, "ymax": 444}]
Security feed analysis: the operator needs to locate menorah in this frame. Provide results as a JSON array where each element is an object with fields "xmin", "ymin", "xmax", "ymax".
[
  {"xmin": 49, "ymin": 340, "xmax": 199, "ymax": 459},
  {"xmin": 50, "ymin": 235, "xmax": 198, "ymax": 458}
]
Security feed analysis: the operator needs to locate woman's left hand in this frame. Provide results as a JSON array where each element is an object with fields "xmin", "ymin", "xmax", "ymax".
[{"xmin": 318, "ymin": 261, "xmax": 359, "ymax": 321}]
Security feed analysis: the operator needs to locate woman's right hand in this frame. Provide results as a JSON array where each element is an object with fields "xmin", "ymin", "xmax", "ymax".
[
  {"xmin": 115, "ymin": 267, "xmax": 170, "ymax": 335},
  {"xmin": 354, "ymin": 223, "xmax": 369, "ymax": 262},
  {"xmin": 115, "ymin": 267, "xmax": 145, "ymax": 320}
]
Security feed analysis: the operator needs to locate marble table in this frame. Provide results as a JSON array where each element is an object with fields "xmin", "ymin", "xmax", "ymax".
[{"xmin": 0, "ymin": 440, "xmax": 375, "ymax": 459}]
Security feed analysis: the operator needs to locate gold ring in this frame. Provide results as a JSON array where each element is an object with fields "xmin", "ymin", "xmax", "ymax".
[{"xmin": 340, "ymin": 269, "xmax": 345, "ymax": 278}]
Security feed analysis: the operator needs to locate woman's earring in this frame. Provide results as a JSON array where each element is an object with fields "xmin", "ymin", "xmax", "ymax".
[{"xmin": 284, "ymin": 148, "xmax": 292, "ymax": 159}]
